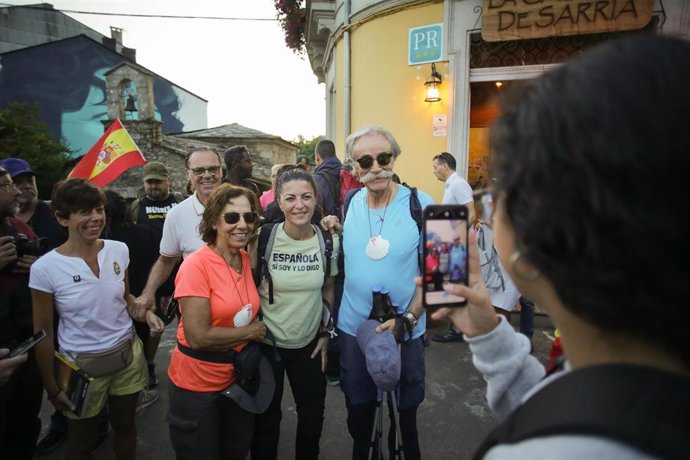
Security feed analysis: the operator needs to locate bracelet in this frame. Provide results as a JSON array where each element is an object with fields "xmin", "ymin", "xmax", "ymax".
[{"xmin": 402, "ymin": 311, "xmax": 418, "ymax": 329}]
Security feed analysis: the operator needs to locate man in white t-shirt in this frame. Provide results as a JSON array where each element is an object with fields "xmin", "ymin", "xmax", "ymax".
[
  {"xmin": 432, "ymin": 152, "xmax": 476, "ymax": 224},
  {"xmin": 133, "ymin": 147, "xmax": 223, "ymax": 315},
  {"xmin": 431, "ymin": 152, "xmax": 476, "ymax": 343}
]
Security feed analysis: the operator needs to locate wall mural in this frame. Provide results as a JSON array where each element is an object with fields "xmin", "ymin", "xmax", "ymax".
[{"xmin": 0, "ymin": 36, "xmax": 207, "ymax": 157}]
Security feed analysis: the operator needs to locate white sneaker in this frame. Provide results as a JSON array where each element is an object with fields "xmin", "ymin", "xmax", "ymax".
[{"xmin": 136, "ymin": 389, "xmax": 160, "ymax": 412}]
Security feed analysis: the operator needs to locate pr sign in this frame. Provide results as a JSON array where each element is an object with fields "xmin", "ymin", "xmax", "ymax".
[{"xmin": 409, "ymin": 23, "xmax": 444, "ymax": 65}]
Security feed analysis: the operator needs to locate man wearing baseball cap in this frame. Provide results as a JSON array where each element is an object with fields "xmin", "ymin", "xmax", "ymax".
[
  {"xmin": 0, "ymin": 158, "xmax": 65, "ymax": 250},
  {"xmin": 130, "ymin": 161, "xmax": 183, "ymax": 236},
  {"xmin": 130, "ymin": 161, "xmax": 183, "ymax": 398}
]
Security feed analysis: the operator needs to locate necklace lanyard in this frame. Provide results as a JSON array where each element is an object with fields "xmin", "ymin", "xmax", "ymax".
[
  {"xmin": 216, "ymin": 246, "xmax": 250, "ymax": 307},
  {"xmin": 365, "ymin": 189, "xmax": 393, "ymax": 261},
  {"xmin": 367, "ymin": 189, "xmax": 392, "ymax": 238}
]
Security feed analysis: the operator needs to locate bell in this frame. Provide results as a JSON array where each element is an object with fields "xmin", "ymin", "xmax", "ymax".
[{"xmin": 125, "ymin": 95, "xmax": 137, "ymax": 113}]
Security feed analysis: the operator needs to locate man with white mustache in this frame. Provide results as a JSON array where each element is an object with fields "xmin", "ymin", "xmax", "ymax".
[
  {"xmin": 337, "ymin": 126, "xmax": 433, "ymax": 460},
  {"xmin": 133, "ymin": 147, "xmax": 223, "ymax": 316}
]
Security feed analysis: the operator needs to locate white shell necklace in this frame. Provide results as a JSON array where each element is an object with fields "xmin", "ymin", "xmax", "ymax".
[{"xmin": 365, "ymin": 189, "xmax": 393, "ymax": 260}]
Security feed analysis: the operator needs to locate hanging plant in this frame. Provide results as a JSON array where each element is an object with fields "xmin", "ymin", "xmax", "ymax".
[{"xmin": 274, "ymin": 0, "xmax": 306, "ymax": 55}]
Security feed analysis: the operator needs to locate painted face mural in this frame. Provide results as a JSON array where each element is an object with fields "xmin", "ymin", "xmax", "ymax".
[{"xmin": 0, "ymin": 36, "xmax": 197, "ymax": 158}]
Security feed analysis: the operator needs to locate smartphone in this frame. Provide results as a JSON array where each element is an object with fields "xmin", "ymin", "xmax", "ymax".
[
  {"xmin": 423, "ymin": 205, "xmax": 469, "ymax": 307},
  {"xmin": 6, "ymin": 329, "xmax": 47, "ymax": 358}
]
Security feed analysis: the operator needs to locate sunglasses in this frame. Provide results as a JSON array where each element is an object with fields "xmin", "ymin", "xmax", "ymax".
[
  {"xmin": 355, "ymin": 152, "xmax": 393, "ymax": 169},
  {"xmin": 189, "ymin": 165, "xmax": 221, "ymax": 176},
  {"xmin": 223, "ymin": 212, "xmax": 259, "ymax": 225}
]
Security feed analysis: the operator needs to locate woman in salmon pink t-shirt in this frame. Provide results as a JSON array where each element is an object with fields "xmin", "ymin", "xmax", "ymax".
[{"xmin": 167, "ymin": 184, "xmax": 266, "ymax": 459}]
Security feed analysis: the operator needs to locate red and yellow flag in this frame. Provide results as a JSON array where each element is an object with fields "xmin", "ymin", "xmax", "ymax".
[{"xmin": 67, "ymin": 119, "xmax": 146, "ymax": 187}]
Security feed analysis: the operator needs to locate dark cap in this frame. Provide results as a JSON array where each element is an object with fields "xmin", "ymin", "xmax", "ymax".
[
  {"xmin": 220, "ymin": 354, "xmax": 275, "ymax": 414},
  {"xmin": 0, "ymin": 158, "xmax": 36, "ymax": 179},
  {"xmin": 356, "ymin": 320, "xmax": 401, "ymax": 391},
  {"xmin": 143, "ymin": 161, "xmax": 169, "ymax": 181}
]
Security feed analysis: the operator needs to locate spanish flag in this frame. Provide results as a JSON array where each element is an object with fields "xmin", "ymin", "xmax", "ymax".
[{"xmin": 67, "ymin": 119, "xmax": 146, "ymax": 186}]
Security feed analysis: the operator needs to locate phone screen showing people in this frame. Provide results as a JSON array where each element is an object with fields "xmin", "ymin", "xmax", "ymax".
[{"xmin": 423, "ymin": 205, "xmax": 468, "ymax": 307}]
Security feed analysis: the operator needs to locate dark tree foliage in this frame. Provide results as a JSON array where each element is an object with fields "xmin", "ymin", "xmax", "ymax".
[
  {"xmin": 0, "ymin": 103, "xmax": 72, "ymax": 198},
  {"xmin": 293, "ymin": 134, "xmax": 323, "ymax": 164}
]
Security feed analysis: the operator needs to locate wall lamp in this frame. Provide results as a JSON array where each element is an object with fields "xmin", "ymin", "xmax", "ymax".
[{"xmin": 424, "ymin": 63, "xmax": 442, "ymax": 102}]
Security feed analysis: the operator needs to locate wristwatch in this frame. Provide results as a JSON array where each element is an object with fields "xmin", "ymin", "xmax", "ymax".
[{"xmin": 402, "ymin": 311, "xmax": 418, "ymax": 329}]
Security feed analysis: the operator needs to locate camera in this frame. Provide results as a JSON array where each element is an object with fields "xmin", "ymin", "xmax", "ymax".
[{"xmin": 1, "ymin": 229, "xmax": 49, "ymax": 273}]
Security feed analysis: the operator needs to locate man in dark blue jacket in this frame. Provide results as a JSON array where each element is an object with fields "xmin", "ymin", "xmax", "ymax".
[{"xmin": 313, "ymin": 139, "xmax": 342, "ymax": 217}]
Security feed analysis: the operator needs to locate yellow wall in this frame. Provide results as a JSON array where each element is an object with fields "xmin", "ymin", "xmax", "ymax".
[{"xmin": 332, "ymin": 2, "xmax": 447, "ymax": 203}]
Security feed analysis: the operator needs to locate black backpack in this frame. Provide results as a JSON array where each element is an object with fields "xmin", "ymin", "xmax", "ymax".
[
  {"xmin": 254, "ymin": 223, "xmax": 333, "ymax": 305},
  {"xmin": 313, "ymin": 170, "xmax": 342, "ymax": 218},
  {"xmin": 473, "ymin": 365, "xmax": 690, "ymax": 459}
]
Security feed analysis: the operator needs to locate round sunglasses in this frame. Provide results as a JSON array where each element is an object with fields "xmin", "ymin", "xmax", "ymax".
[
  {"xmin": 223, "ymin": 212, "xmax": 259, "ymax": 225},
  {"xmin": 355, "ymin": 152, "xmax": 393, "ymax": 169}
]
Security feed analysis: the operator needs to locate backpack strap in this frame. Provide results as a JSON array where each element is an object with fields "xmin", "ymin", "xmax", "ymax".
[
  {"xmin": 402, "ymin": 183, "xmax": 424, "ymax": 271},
  {"xmin": 254, "ymin": 223, "xmax": 280, "ymax": 304},
  {"xmin": 312, "ymin": 224, "xmax": 333, "ymax": 287},
  {"xmin": 473, "ymin": 365, "xmax": 690, "ymax": 459},
  {"xmin": 342, "ymin": 187, "xmax": 361, "ymax": 222},
  {"xmin": 130, "ymin": 198, "xmax": 140, "ymax": 223},
  {"xmin": 402, "ymin": 182, "xmax": 423, "ymax": 234}
]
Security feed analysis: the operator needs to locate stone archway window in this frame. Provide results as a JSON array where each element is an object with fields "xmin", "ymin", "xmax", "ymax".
[{"xmin": 119, "ymin": 79, "xmax": 139, "ymax": 120}]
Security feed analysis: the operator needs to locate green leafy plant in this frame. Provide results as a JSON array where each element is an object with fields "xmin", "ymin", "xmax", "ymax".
[{"xmin": 0, "ymin": 103, "xmax": 72, "ymax": 197}]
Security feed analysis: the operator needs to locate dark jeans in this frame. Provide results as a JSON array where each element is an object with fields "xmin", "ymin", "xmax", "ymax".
[
  {"xmin": 0, "ymin": 352, "xmax": 43, "ymax": 460},
  {"xmin": 519, "ymin": 296, "xmax": 535, "ymax": 339},
  {"xmin": 251, "ymin": 338, "xmax": 326, "ymax": 460},
  {"xmin": 167, "ymin": 383, "xmax": 254, "ymax": 460},
  {"xmin": 340, "ymin": 332, "xmax": 424, "ymax": 459}
]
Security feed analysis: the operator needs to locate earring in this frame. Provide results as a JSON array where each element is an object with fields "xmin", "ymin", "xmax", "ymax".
[{"xmin": 509, "ymin": 251, "xmax": 542, "ymax": 282}]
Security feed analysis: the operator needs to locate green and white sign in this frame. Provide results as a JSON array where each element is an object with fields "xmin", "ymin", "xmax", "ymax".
[{"xmin": 409, "ymin": 23, "xmax": 443, "ymax": 65}]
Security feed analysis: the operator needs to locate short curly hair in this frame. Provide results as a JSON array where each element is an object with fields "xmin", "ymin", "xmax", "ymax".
[
  {"xmin": 490, "ymin": 35, "xmax": 690, "ymax": 367},
  {"xmin": 199, "ymin": 183, "xmax": 259, "ymax": 244},
  {"xmin": 52, "ymin": 178, "xmax": 105, "ymax": 220}
]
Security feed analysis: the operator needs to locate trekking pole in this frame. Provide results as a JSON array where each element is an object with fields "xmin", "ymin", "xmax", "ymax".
[
  {"xmin": 368, "ymin": 388, "xmax": 384, "ymax": 460},
  {"xmin": 388, "ymin": 390, "xmax": 405, "ymax": 459}
]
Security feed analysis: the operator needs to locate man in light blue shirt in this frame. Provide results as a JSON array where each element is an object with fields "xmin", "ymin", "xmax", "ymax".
[{"xmin": 339, "ymin": 126, "xmax": 433, "ymax": 460}]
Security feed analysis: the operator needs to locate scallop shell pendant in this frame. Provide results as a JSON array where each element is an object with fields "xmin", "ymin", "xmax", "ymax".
[
  {"xmin": 233, "ymin": 303, "xmax": 253, "ymax": 327},
  {"xmin": 366, "ymin": 235, "xmax": 390, "ymax": 260}
]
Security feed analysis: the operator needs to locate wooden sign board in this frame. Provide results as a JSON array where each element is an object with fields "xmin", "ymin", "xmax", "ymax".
[{"xmin": 481, "ymin": 0, "xmax": 655, "ymax": 42}]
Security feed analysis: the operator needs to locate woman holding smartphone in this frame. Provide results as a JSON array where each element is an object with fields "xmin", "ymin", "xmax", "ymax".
[
  {"xmin": 30, "ymin": 179, "xmax": 163, "ymax": 459},
  {"xmin": 251, "ymin": 168, "xmax": 339, "ymax": 460}
]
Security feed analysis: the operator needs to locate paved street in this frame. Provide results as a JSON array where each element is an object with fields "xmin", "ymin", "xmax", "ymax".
[{"xmin": 37, "ymin": 315, "xmax": 553, "ymax": 459}]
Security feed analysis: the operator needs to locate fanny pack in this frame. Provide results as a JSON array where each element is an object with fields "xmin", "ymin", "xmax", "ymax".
[
  {"xmin": 73, "ymin": 331, "xmax": 134, "ymax": 377},
  {"xmin": 176, "ymin": 328, "xmax": 278, "ymax": 414}
]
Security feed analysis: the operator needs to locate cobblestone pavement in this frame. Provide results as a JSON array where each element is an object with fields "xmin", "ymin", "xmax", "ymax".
[{"xmin": 37, "ymin": 314, "xmax": 554, "ymax": 459}]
